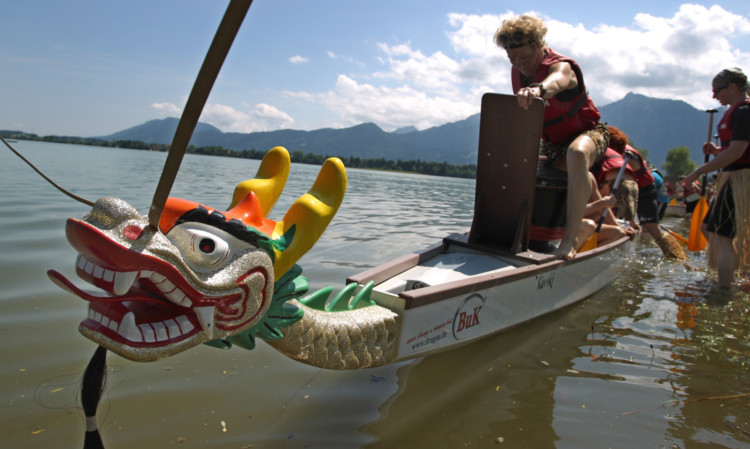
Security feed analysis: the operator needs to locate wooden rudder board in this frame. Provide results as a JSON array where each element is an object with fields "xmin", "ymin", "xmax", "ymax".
[{"xmin": 469, "ymin": 93, "xmax": 544, "ymax": 253}]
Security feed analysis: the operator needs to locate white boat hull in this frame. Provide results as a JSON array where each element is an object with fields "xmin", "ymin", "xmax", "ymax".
[{"xmin": 350, "ymin": 233, "xmax": 630, "ymax": 362}]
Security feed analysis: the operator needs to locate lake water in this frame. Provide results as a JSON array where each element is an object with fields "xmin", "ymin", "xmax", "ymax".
[{"xmin": 1, "ymin": 140, "xmax": 748, "ymax": 449}]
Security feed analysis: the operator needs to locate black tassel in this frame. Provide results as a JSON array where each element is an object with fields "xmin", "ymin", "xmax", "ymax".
[{"xmin": 81, "ymin": 346, "xmax": 107, "ymax": 449}]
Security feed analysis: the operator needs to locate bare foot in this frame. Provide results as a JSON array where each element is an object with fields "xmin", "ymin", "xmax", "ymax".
[{"xmin": 553, "ymin": 242, "xmax": 576, "ymax": 260}]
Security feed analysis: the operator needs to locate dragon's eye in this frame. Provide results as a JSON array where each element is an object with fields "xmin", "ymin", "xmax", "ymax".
[
  {"xmin": 199, "ymin": 238, "xmax": 216, "ymax": 254},
  {"xmin": 167, "ymin": 223, "xmax": 252, "ymax": 273}
]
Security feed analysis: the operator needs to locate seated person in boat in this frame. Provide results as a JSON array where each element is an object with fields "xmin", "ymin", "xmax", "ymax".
[
  {"xmin": 494, "ymin": 14, "xmax": 609, "ymax": 261},
  {"xmin": 576, "ymin": 173, "xmax": 635, "ymax": 251},
  {"xmin": 589, "ymin": 138, "xmax": 638, "ymax": 230}
]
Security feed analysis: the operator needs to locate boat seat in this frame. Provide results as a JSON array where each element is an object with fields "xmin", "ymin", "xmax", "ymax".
[{"xmin": 444, "ymin": 232, "xmax": 556, "ymax": 265}]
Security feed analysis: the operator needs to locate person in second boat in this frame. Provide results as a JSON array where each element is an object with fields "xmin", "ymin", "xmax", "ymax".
[
  {"xmin": 608, "ymin": 126, "xmax": 688, "ymax": 259},
  {"xmin": 494, "ymin": 14, "xmax": 608, "ymax": 260}
]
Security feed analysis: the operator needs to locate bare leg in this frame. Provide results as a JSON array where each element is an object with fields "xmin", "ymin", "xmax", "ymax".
[
  {"xmin": 575, "ymin": 218, "xmax": 596, "ymax": 251},
  {"xmin": 597, "ymin": 224, "xmax": 628, "ymax": 245},
  {"xmin": 554, "ymin": 136, "xmax": 596, "ymax": 260},
  {"xmin": 712, "ymin": 233, "xmax": 738, "ymax": 288},
  {"xmin": 642, "ymin": 222, "xmax": 661, "ymax": 240}
]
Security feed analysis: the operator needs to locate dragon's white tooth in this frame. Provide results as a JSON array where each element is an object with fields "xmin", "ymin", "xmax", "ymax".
[
  {"xmin": 103, "ymin": 269, "xmax": 115, "ymax": 283},
  {"xmin": 139, "ymin": 324, "xmax": 156, "ymax": 343},
  {"xmin": 175, "ymin": 315, "xmax": 194, "ymax": 334},
  {"xmin": 93, "ymin": 265, "xmax": 104, "ymax": 279},
  {"xmin": 140, "ymin": 270, "xmax": 154, "ymax": 278},
  {"xmin": 164, "ymin": 319, "xmax": 180, "ymax": 338},
  {"xmin": 149, "ymin": 272, "xmax": 166, "ymax": 283},
  {"xmin": 84, "ymin": 260, "xmax": 95, "ymax": 275},
  {"xmin": 193, "ymin": 307, "xmax": 215, "ymax": 336},
  {"xmin": 88, "ymin": 309, "xmax": 96, "ymax": 320},
  {"xmin": 101, "ymin": 316, "xmax": 110, "ymax": 328},
  {"xmin": 157, "ymin": 279, "xmax": 175, "ymax": 292},
  {"xmin": 152, "ymin": 322, "xmax": 168, "ymax": 341},
  {"xmin": 108, "ymin": 320, "xmax": 118, "ymax": 332},
  {"xmin": 165, "ymin": 289, "xmax": 191, "ymax": 307},
  {"xmin": 113, "ymin": 271, "xmax": 138, "ymax": 296},
  {"xmin": 94, "ymin": 312, "xmax": 103, "ymax": 323},
  {"xmin": 118, "ymin": 312, "xmax": 142, "ymax": 342},
  {"xmin": 77, "ymin": 255, "xmax": 87, "ymax": 270}
]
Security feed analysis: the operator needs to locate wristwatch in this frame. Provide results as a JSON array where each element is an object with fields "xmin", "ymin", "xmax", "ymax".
[{"xmin": 528, "ymin": 83, "xmax": 546, "ymax": 97}]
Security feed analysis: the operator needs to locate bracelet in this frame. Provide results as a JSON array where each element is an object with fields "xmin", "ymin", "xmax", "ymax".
[{"xmin": 528, "ymin": 83, "xmax": 546, "ymax": 97}]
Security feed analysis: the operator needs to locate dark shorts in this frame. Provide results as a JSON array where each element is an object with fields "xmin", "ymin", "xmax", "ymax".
[
  {"xmin": 539, "ymin": 123, "xmax": 610, "ymax": 167},
  {"xmin": 704, "ymin": 181, "xmax": 736, "ymax": 238},
  {"xmin": 637, "ymin": 184, "xmax": 660, "ymax": 224}
]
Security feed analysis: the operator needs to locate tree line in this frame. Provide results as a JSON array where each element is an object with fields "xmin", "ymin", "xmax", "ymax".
[
  {"xmin": 1, "ymin": 130, "xmax": 696, "ymax": 181},
  {"xmin": 0, "ymin": 131, "xmax": 477, "ymax": 179}
]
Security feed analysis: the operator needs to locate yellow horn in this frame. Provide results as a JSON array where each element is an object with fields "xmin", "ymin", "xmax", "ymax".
[
  {"xmin": 229, "ymin": 146, "xmax": 290, "ymax": 215},
  {"xmin": 271, "ymin": 157, "xmax": 347, "ymax": 277}
]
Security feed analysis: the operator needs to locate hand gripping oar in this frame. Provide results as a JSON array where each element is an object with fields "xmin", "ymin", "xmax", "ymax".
[
  {"xmin": 148, "ymin": 0, "xmax": 253, "ymax": 229},
  {"xmin": 688, "ymin": 109, "xmax": 717, "ymax": 251},
  {"xmin": 580, "ymin": 152, "xmax": 631, "ymax": 252}
]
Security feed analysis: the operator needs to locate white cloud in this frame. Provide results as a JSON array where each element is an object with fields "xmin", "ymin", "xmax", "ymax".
[
  {"xmin": 283, "ymin": 5, "xmax": 750, "ymax": 132},
  {"xmin": 151, "ymin": 102, "xmax": 181, "ymax": 115},
  {"xmin": 297, "ymin": 74, "xmax": 477, "ymax": 131},
  {"xmin": 150, "ymin": 102, "xmax": 294, "ymax": 132},
  {"xmin": 289, "ymin": 55, "xmax": 309, "ymax": 64}
]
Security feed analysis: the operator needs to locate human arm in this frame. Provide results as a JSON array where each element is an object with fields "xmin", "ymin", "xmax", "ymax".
[
  {"xmin": 683, "ymin": 104, "xmax": 750, "ymax": 185},
  {"xmin": 683, "ymin": 139, "xmax": 749, "ymax": 186},
  {"xmin": 516, "ymin": 61, "xmax": 578, "ymax": 109}
]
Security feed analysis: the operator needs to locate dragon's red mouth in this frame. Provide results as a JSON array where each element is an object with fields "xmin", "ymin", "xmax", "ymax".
[
  {"xmin": 49, "ymin": 261, "xmax": 213, "ymax": 347},
  {"xmin": 51, "ymin": 217, "xmax": 266, "ymax": 355}
]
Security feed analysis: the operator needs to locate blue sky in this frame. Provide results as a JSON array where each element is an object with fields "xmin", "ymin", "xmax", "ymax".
[{"xmin": 2, "ymin": 1, "xmax": 749, "ymax": 137}]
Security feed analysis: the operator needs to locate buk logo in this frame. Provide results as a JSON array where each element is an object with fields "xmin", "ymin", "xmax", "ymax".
[{"xmin": 452, "ymin": 293, "xmax": 486, "ymax": 340}]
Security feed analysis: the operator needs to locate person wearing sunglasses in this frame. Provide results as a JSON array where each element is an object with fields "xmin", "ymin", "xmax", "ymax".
[{"xmin": 682, "ymin": 67, "xmax": 750, "ymax": 288}]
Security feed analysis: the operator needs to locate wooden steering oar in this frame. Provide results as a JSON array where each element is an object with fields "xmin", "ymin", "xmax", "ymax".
[
  {"xmin": 148, "ymin": 0, "xmax": 253, "ymax": 229},
  {"xmin": 80, "ymin": 3, "xmax": 254, "ymax": 449},
  {"xmin": 687, "ymin": 108, "xmax": 717, "ymax": 251},
  {"xmin": 580, "ymin": 152, "xmax": 631, "ymax": 252}
]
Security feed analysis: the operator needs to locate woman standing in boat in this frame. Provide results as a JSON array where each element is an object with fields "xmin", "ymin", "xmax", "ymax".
[
  {"xmin": 682, "ymin": 67, "xmax": 750, "ymax": 288},
  {"xmin": 494, "ymin": 14, "xmax": 608, "ymax": 260}
]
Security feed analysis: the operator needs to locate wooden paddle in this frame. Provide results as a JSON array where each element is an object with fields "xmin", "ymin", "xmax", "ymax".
[
  {"xmin": 660, "ymin": 225, "xmax": 688, "ymax": 246},
  {"xmin": 687, "ymin": 109, "xmax": 717, "ymax": 251},
  {"xmin": 580, "ymin": 152, "xmax": 631, "ymax": 252},
  {"xmin": 148, "ymin": 0, "xmax": 253, "ymax": 229}
]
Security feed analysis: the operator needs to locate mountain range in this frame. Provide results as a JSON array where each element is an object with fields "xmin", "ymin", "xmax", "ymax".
[{"xmin": 100, "ymin": 92, "xmax": 719, "ymax": 167}]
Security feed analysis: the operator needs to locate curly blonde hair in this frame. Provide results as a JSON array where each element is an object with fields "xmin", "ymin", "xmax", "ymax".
[
  {"xmin": 606, "ymin": 126, "xmax": 629, "ymax": 153},
  {"xmin": 494, "ymin": 15, "xmax": 547, "ymax": 49}
]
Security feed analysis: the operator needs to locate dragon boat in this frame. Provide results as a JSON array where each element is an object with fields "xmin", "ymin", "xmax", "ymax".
[
  {"xmin": 19, "ymin": 4, "xmax": 631, "ymax": 446},
  {"xmin": 267, "ymin": 93, "xmax": 632, "ymax": 369},
  {"xmin": 41, "ymin": 91, "xmax": 631, "ymax": 376}
]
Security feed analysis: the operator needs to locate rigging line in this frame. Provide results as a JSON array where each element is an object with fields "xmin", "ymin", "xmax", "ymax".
[{"xmin": 1, "ymin": 137, "xmax": 95, "ymax": 207}]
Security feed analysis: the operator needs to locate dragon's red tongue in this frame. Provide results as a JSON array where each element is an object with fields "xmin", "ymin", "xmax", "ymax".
[
  {"xmin": 48, "ymin": 269, "xmax": 165, "ymax": 305},
  {"xmin": 50, "ymin": 269, "xmax": 205, "ymax": 345}
]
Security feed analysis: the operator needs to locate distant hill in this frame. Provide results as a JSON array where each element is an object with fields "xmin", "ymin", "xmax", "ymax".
[
  {"xmin": 599, "ymin": 92, "xmax": 719, "ymax": 166},
  {"xmin": 98, "ymin": 93, "xmax": 718, "ymax": 167}
]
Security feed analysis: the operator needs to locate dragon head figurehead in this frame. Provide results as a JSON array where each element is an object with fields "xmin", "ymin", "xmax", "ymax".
[{"xmin": 48, "ymin": 147, "xmax": 347, "ymax": 362}]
